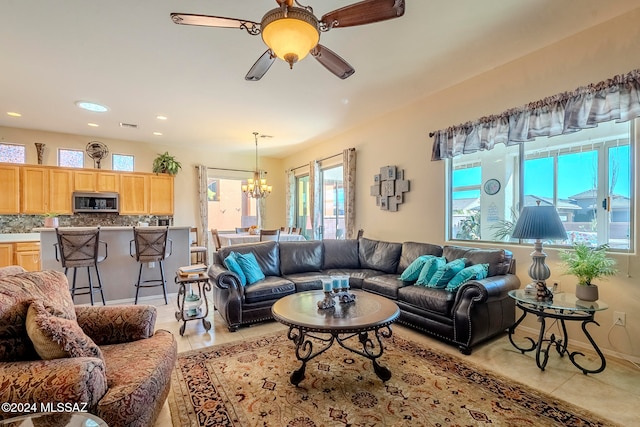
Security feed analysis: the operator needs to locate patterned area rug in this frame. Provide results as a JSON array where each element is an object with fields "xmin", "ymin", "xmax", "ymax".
[{"xmin": 168, "ymin": 331, "xmax": 617, "ymax": 427}]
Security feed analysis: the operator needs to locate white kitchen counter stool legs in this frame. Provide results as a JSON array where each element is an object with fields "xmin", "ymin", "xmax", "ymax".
[
  {"xmin": 54, "ymin": 227, "xmax": 107, "ymax": 305},
  {"xmin": 130, "ymin": 226, "xmax": 172, "ymax": 304}
]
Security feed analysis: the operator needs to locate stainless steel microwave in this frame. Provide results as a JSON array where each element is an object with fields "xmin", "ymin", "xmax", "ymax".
[{"xmin": 72, "ymin": 192, "xmax": 119, "ymax": 213}]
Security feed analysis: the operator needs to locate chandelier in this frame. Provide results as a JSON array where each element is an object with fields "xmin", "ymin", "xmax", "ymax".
[{"xmin": 242, "ymin": 132, "xmax": 273, "ymax": 198}]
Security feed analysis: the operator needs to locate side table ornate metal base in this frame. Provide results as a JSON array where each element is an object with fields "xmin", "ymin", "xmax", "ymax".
[{"xmin": 175, "ymin": 272, "xmax": 212, "ymax": 336}]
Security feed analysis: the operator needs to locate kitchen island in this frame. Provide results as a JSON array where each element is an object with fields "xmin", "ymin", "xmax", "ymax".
[{"xmin": 37, "ymin": 226, "xmax": 191, "ymax": 304}]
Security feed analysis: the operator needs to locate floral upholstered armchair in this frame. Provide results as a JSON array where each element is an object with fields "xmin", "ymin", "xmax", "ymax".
[{"xmin": 0, "ymin": 266, "xmax": 177, "ymax": 427}]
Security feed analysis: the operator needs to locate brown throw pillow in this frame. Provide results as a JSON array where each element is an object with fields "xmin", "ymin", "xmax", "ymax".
[{"xmin": 25, "ymin": 300, "xmax": 104, "ymax": 361}]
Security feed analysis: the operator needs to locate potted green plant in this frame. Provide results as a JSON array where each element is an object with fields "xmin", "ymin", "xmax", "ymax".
[
  {"xmin": 152, "ymin": 152, "xmax": 182, "ymax": 176},
  {"xmin": 43, "ymin": 212, "xmax": 59, "ymax": 228},
  {"xmin": 559, "ymin": 243, "xmax": 617, "ymax": 301}
]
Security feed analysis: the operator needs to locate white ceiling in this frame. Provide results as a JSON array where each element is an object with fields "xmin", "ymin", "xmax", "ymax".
[{"xmin": 1, "ymin": 0, "xmax": 639, "ymax": 157}]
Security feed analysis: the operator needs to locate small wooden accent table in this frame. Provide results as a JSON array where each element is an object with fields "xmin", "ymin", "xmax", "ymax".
[{"xmin": 272, "ymin": 289, "xmax": 400, "ymax": 386}]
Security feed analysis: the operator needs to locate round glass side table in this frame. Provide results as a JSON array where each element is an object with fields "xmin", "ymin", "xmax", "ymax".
[{"xmin": 508, "ymin": 289, "xmax": 608, "ymax": 374}]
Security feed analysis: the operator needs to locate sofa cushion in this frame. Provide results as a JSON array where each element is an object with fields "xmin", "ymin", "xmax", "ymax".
[
  {"xmin": 427, "ymin": 258, "xmax": 467, "ymax": 288},
  {"xmin": 443, "ymin": 245, "xmax": 513, "ymax": 277},
  {"xmin": 223, "ymin": 252, "xmax": 247, "ymax": 286},
  {"xmin": 217, "ymin": 241, "xmax": 280, "ymax": 277},
  {"xmin": 279, "ymin": 241, "xmax": 323, "ymax": 275},
  {"xmin": 283, "ymin": 272, "xmax": 331, "ymax": 292},
  {"xmin": 0, "ymin": 270, "xmax": 76, "ymax": 362},
  {"xmin": 446, "ymin": 263, "xmax": 489, "ymax": 292},
  {"xmin": 359, "ymin": 238, "xmax": 402, "ymax": 274},
  {"xmin": 243, "ymin": 276, "xmax": 296, "ymax": 304},
  {"xmin": 323, "ymin": 239, "xmax": 360, "ymax": 269},
  {"xmin": 362, "ymin": 274, "xmax": 407, "ymax": 299},
  {"xmin": 416, "ymin": 256, "xmax": 446, "ymax": 285},
  {"xmin": 397, "ymin": 285, "xmax": 456, "ymax": 316},
  {"xmin": 26, "ymin": 300, "xmax": 103, "ymax": 361},
  {"xmin": 398, "ymin": 242, "xmax": 444, "ymax": 273},
  {"xmin": 235, "ymin": 252, "xmax": 266, "ymax": 285}
]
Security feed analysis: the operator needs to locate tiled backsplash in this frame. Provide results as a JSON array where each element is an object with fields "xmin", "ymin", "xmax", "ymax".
[{"xmin": 0, "ymin": 214, "xmax": 174, "ymax": 233}]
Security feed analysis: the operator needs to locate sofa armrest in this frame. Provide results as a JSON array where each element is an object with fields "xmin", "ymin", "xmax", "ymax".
[
  {"xmin": 75, "ymin": 305, "xmax": 157, "ymax": 345},
  {"xmin": 208, "ymin": 264, "xmax": 243, "ymax": 293},
  {"xmin": 0, "ymin": 357, "xmax": 107, "ymax": 420}
]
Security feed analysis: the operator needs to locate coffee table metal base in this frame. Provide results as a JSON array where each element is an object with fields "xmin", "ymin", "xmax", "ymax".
[{"xmin": 286, "ymin": 324, "xmax": 394, "ymax": 386}]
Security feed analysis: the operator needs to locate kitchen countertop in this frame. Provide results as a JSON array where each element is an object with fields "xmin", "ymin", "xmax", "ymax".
[
  {"xmin": 33, "ymin": 226, "xmax": 190, "ymax": 232},
  {"xmin": 0, "ymin": 233, "xmax": 40, "ymax": 243}
]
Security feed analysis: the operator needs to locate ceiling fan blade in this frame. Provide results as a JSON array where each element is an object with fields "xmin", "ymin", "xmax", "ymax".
[
  {"xmin": 170, "ymin": 13, "xmax": 260, "ymax": 35},
  {"xmin": 245, "ymin": 50, "xmax": 277, "ymax": 81},
  {"xmin": 320, "ymin": 0, "xmax": 405, "ymax": 29},
  {"xmin": 311, "ymin": 45, "xmax": 355, "ymax": 80}
]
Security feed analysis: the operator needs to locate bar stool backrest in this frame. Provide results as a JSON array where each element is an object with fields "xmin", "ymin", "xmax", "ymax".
[
  {"xmin": 132, "ymin": 226, "xmax": 171, "ymax": 263},
  {"xmin": 55, "ymin": 227, "xmax": 101, "ymax": 268}
]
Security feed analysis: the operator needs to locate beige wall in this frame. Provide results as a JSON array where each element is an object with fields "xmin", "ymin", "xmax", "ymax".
[{"xmin": 281, "ymin": 8, "xmax": 640, "ymax": 360}]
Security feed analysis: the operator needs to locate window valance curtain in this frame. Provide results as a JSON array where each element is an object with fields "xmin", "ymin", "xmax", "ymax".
[{"xmin": 430, "ymin": 69, "xmax": 640, "ymax": 161}]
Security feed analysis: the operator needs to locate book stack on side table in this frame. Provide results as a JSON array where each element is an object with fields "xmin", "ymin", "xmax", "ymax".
[{"xmin": 178, "ymin": 263, "xmax": 207, "ymax": 279}]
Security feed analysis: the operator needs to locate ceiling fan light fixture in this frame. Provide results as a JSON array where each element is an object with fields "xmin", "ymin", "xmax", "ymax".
[{"xmin": 261, "ymin": 7, "xmax": 319, "ymax": 69}]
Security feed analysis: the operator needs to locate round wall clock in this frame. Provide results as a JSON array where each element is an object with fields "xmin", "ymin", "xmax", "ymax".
[{"xmin": 484, "ymin": 178, "xmax": 501, "ymax": 195}]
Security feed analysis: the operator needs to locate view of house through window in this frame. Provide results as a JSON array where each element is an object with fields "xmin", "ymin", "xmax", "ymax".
[
  {"xmin": 0, "ymin": 143, "xmax": 26, "ymax": 163},
  {"xmin": 206, "ymin": 172, "xmax": 257, "ymax": 232},
  {"xmin": 321, "ymin": 165, "xmax": 345, "ymax": 239},
  {"xmin": 449, "ymin": 120, "xmax": 633, "ymax": 250}
]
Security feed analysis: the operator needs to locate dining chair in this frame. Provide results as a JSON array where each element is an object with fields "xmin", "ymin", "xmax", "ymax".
[
  {"xmin": 54, "ymin": 227, "xmax": 107, "ymax": 305},
  {"xmin": 259, "ymin": 229, "xmax": 281, "ymax": 242},
  {"xmin": 290, "ymin": 227, "xmax": 302, "ymax": 235},
  {"xmin": 211, "ymin": 228, "xmax": 222, "ymax": 251},
  {"xmin": 235, "ymin": 227, "xmax": 250, "ymax": 233},
  {"xmin": 357, "ymin": 229, "xmax": 364, "ymax": 239},
  {"xmin": 280, "ymin": 226, "xmax": 290, "ymax": 234},
  {"xmin": 189, "ymin": 227, "xmax": 207, "ymax": 265}
]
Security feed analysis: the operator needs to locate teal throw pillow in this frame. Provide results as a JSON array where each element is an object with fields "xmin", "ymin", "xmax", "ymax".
[
  {"xmin": 415, "ymin": 256, "xmax": 447, "ymax": 285},
  {"xmin": 446, "ymin": 263, "xmax": 489, "ymax": 292},
  {"xmin": 223, "ymin": 252, "xmax": 247, "ymax": 286},
  {"xmin": 235, "ymin": 252, "xmax": 266, "ymax": 285},
  {"xmin": 427, "ymin": 258, "xmax": 467, "ymax": 288},
  {"xmin": 400, "ymin": 255, "xmax": 435, "ymax": 282}
]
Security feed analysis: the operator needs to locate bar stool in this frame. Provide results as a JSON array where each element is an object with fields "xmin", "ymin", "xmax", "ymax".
[
  {"xmin": 130, "ymin": 226, "xmax": 172, "ymax": 304},
  {"xmin": 54, "ymin": 227, "xmax": 107, "ymax": 305},
  {"xmin": 189, "ymin": 227, "xmax": 207, "ymax": 265}
]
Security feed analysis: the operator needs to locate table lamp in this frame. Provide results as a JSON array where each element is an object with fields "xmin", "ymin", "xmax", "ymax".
[{"xmin": 511, "ymin": 202, "xmax": 567, "ymax": 299}]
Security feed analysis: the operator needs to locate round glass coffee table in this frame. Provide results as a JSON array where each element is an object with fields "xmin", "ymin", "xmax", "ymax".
[
  {"xmin": 0, "ymin": 412, "xmax": 107, "ymax": 426},
  {"xmin": 272, "ymin": 289, "xmax": 400, "ymax": 386}
]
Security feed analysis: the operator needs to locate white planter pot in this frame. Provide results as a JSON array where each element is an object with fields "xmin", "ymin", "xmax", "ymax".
[{"xmin": 575, "ymin": 284, "xmax": 599, "ymax": 301}]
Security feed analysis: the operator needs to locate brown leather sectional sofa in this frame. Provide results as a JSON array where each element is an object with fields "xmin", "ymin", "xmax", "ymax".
[{"xmin": 208, "ymin": 237, "xmax": 520, "ymax": 354}]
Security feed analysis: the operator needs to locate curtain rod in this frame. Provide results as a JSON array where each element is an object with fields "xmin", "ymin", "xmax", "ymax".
[
  {"xmin": 203, "ymin": 166, "xmax": 254, "ymax": 173},
  {"xmin": 289, "ymin": 150, "xmax": 348, "ymax": 171}
]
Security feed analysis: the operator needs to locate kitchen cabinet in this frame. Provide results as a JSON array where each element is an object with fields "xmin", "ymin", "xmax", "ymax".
[
  {"xmin": 120, "ymin": 173, "xmax": 148, "ymax": 214},
  {"xmin": 0, "ymin": 165, "xmax": 20, "ymax": 214},
  {"xmin": 14, "ymin": 242, "xmax": 40, "ymax": 271},
  {"xmin": 149, "ymin": 174, "xmax": 174, "ymax": 215},
  {"xmin": 21, "ymin": 166, "xmax": 48, "ymax": 214},
  {"xmin": 0, "ymin": 243, "xmax": 13, "ymax": 268},
  {"xmin": 74, "ymin": 170, "xmax": 119, "ymax": 193},
  {"xmin": 49, "ymin": 169, "xmax": 73, "ymax": 214}
]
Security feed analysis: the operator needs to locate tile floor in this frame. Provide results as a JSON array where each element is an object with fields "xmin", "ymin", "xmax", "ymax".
[{"xmin": 147, "ymin": 294, "xmax": 640, "ymax": 427}]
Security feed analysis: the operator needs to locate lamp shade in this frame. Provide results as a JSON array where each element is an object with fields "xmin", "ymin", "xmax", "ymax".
[{"xmin": 511, "ymin": 205, "xmax": 567, "ymax": 241}]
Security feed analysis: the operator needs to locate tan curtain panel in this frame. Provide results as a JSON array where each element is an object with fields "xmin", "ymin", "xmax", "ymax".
[
  {"xmin": 431, "ymin": 69, "xmax": 640, "ymax": 160},
  {"xmin": 342, "ymin": 148, "xmax": 357, "ymax": 239},
  {"xmin": 196, "ymin": 165, "xmax": 210, "ymax": 263},
  {"xmin": 285, "ymin": 169, "xmax": 296, "ymax": 228},
  {"xmin": 309, "ymin": 160, "xmax": 321, "ymax": 240}
]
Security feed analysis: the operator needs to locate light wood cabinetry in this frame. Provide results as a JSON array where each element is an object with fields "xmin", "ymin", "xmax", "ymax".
[
  {"xmin": 0, "ymin": 165, "xmax": 20, "ymax": 214},
  {"xmin": 49, "ymin": 169, "xmax": 73, "ymax": 214},
  {"xmin": 21, "ymin": 166, "xmax": 48, "ymax": 214},
  {"xmin": 14, "ymin": 242, "xmax": 40, "ymax": 271},
  {"xmin": 0, "ymin": 243, "xmax": 13, "ymax": 268},
  {"xmin": 74, "ymin": 170, "xmax": 119, "ymax": 193},
  {"xmin": 120, "ymin": 173, "xmax": 148, "ymax": 214},
  {"xmin": 149, "ymin": 174, "xmax": 174, "ymax": 215}
]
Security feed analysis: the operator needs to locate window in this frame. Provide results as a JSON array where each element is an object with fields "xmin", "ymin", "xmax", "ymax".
[
  {"xmin": 295, "ymin": 175, "xmax": 311, "ymax": 239},
  {"xmin": 58, "ymin": 148, "xmax": 84, "ymax": 168},
  {"xmin": 112, "ymin": 153, "xmax": 134, "ymax": 171},
  {"xmin": 206, "ymin": 171, "xmax": 257, "ymax": 232},
  {"xmin": 0, "ymin": 143, "xmax": 26, "ymax": 163},
  {"xmin": 448, "ymin": 120, "xmax": 633, "ymax": 250},
  {"xmin": 321, "ymin": 165, "xmax": 345, "ymax": 239}
]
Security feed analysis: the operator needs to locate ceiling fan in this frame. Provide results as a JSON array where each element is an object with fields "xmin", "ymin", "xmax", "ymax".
[{"xmin": 170, "ymin": 0, "xmax": 405, "ymax": 81}]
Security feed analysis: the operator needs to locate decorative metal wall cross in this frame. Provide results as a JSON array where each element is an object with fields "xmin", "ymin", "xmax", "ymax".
[{"xmin": 370, "ymin": 165, "xmax": 410, "ymax": 211}]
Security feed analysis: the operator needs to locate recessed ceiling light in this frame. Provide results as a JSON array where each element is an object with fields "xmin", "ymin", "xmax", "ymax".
[
  {"xmin": 156, "ymin": 115, "xmax": 168, "ymax": 120},
  {"xmin": 153, "ymin": 132, "xmax": 163, "ymax": 136},
  {"xmin": 7, "ymin": 112, "xmax": 22, "ymax": 117},
  {"xmin": 75, "ymin": 101, "xmax": 109, "ymax": 113},
  {"xmin": 88, "ymin": 123, "xmax": 99, "ymax": 127}
]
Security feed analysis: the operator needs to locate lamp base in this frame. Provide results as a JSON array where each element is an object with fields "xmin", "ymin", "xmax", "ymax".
[{"xmin": 535, "ymin": 280, "xmax": 553, "ymax": 302}]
